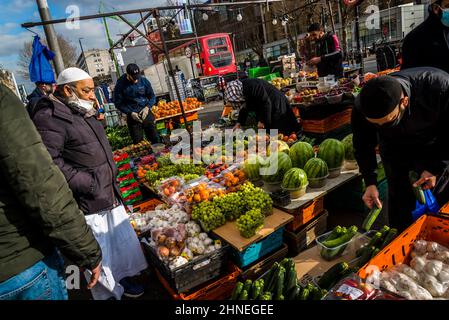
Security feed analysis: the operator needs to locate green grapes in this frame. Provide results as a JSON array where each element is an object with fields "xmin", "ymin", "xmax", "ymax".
[
  {"xmin": 214, "ymin": 193, "xmax": 246, "ymax": 221},
  {"xmin": 239, "ymin": 182, "xmax": 273, "ymax": 216},
  {"xmin": 236, "ymin": 209, "xmax": 265, "ymax": 238},
  {"xmin": 191, "ymin": 201, "xmax": 226, "ymax": 232}
]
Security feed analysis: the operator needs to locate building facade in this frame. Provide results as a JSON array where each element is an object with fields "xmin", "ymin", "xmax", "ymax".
[{"xmin": 76, "ymin": 49, "xmax": 114, "ymax": 78}]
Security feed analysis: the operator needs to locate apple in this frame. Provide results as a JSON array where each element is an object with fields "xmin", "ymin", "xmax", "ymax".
[
  {"xmin": 288, "ymin": 139, "xmax": 295, "ymax": 144},
  {"xmin": 290, "ymin": 133, "xmax": 297, "ymax": 140},
  {"xmin": 283, "ymin": 136, "xmax": 289, "ymax": 142}
]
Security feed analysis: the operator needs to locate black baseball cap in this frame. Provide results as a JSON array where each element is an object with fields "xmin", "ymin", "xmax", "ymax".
[
  {"xmin": 126, "ymin": 63, "xmax": 141, "ymax": 80},
  {"xmin": 359, "ymin": 76, "xmax": 403, "ymax": 119}
]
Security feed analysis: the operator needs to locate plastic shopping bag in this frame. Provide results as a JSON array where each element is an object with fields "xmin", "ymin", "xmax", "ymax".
[{"xmin": 411, "ymin": 189, "xmax": 440, "ymax": 221}]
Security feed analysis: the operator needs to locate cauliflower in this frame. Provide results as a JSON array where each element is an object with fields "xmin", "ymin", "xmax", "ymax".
[
  {"xmin": 203, "ymin": 238, "xmax": 213, "ymax": 246},
  {"xmin": 199, "ymin": 233, "xmax": 209, "ymax": 241}
]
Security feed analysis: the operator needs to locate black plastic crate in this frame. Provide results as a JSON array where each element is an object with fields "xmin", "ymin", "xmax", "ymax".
[{"xmin": 142, "ymin": 239, "xmax": 229, "ymax": 293}]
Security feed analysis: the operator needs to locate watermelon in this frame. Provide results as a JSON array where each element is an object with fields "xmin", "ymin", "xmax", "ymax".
[
  {"xmin": 304, "ymin": 158, "xmax": 329, "ymax": 178},
  {"xmin": 260, "ymin": 152, "xmax": 292, "ymax": 183},
  {"xmin": 243, "ymin": 155, "xmax": 263, "ymax": 181},
  {"xmin": 289, "ymin": 141, "xmax": 314, "ymax": 169},
  {"xmin": 267, "ymin": 140, "xmax": 290, "ymax": 156},
  {"xmin": 317, "ymin": 139, "xmax": 345, "ymax": 169},
  {"xmin": 282, "ymin": 168, "xmax": 308, "ymax": 189},
  {"xmin": 341, "ymin": 134, "xmax": 355, "ymax": 161}
]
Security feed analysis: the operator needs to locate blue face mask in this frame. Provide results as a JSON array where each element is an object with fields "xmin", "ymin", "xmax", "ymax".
[{"xmin": 441, "ymin": 8, "xmax": 449, "ymax": 27}]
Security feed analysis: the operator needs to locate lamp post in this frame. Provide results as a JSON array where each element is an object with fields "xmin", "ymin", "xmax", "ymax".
[
  {"xmin": 388, "ymin": 0, "xmax": 392, "ymax": 41},
  {"xmin": 78, "ymin": 38, "xmax": 89, "ymax": 74}
]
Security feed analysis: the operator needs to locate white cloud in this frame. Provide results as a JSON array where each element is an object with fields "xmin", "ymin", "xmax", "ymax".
[{"xmin": 0, "ymin": 31, "xmax": 36, "ymax": 58}]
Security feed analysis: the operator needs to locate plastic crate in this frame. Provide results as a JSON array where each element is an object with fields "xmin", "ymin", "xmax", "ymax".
[
  {"xmin": 358, "ymin": 214, "xmax": 449, "ymax": 279},
  {"xmin": 284, "ymin": 210, "xmax": 329, "ymax": 256},
  {"xmin": 155, "ymin": 262, "xmax": 241, "ymax": 300},
  {"xmin": 240, "ymin": 243, "xmax": 288, "ymax": 282},
  {"xmin": 284, "ymin": 197, "xmax": 325, "ymax": 232},
  {"xmin": 249, "ymin": 67, "xmax": 270, "ymax": 78},
  {"xmin": 142, "ymin": 239, "xmax": 229, "ymax": 293},
  {"xmin": 231, "ymin": 227, "xmax": 285, "ymax": 268},
  {"xmin": 302, "ymin": 108, "xmax": 352, "ymax": 134},
  {"xmin": 130, "ymin": 198, "xmax": 164, "ymax": 213}
]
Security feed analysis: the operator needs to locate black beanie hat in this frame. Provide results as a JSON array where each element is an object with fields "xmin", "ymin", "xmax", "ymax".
[{"xmin": 359, "ymin": 76, "xmax": 403, "ymax": 119}]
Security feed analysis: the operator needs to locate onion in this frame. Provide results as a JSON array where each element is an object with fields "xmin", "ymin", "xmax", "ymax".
[
  {"xmin": 170, "ymin": 246, "xmax": 181, "ymax": 257},
  {"xmin": 158, "ymin": 246, "xmax": 170, "ymax": 258}
]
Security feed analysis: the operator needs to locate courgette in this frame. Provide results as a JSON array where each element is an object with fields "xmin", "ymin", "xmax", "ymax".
[
  {"xmin": 285, "ymin": 266, "xmax": 297, "ymax": 293},
  {"xmin": 287, "ymin": 284, "xmax": 301, "ymax": 300},
  {"xmin": 362, "ymin": 205, "xmax": 382, "ymax": 231},
  {"xmin": 274, "ymin": 266, "xmax": 286, "ymax": 300},
  {"xmin": 356, "ymin": 246, "xmax": 376, "ymax": 269},
  {"xmin": 298, "ymin": 288, "xmax": 309, "ymax": 300},
  {"xmin": 322, "ymin": 226, "xmax": 358, "ymax": 248},
  {"xmin": 356, "ymin": 232, "xmax": 382, "ymax": 257},
  {"xmin": 243, "ymin": 279, "xmax": 252, "ymax": 294},
  {"xmin": 380, "ymin": 228, "xmax": 398, "ymax": 248},
  {"xmin": 409, "ymin": 171, "xmax": 426, "ymax": 205},
  {"xmin": 317, "ymin": 262, "xmax": 349, "ymax": 290},
  {"xmin": 260, "ymin": 292, "xmax": 272, "ymax": 300},
  {"xmin": 231, "ymin": 282, "xmax": 243, "ymax": 300},
  {"xmin": 239, "ymin": 289, "xmax": 249, "ymax": 300},
  {"xmin": 371, "ymin": 247, "xmax": 381, "ymax": 258},
  {"xmin": 251, "ymin": 279, "xmax": 264, "ymax": 300},
  {"xmin": 325, "ymin": 226, "xmax": 344, "ymax": 242},
  {"xmin": 310, "ymin": 286, "xmax": 323, "ymax": 300},
  {"xmin": 265, "ymin": 262, "xmax": 280, "ymax": 292}
]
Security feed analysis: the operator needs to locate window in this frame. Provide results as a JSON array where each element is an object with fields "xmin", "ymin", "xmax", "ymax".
[
  {"xmin": 207, "ymin": 37, "xmax": 226, "ymax": 48},
  {"xmin": 209, "ymin": 52, "xmax": 232, "ymax": 68},
  {"xmin": 101, "ymin": 69, "xmax": 104, "ymax": 72},
  {"xmin": 96, "ymin": 69, "xmax": 100, "ymax": 72}
]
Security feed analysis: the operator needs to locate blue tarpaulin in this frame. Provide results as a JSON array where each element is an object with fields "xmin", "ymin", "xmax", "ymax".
[{"xmin": 29, "ymin": 35, "xmax": 56, "ymax": 84}]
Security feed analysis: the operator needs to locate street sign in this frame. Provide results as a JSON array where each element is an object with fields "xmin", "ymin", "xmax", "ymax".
[{"xmin": 185, "ymin": 47, "xmax": 192, "ymax": 58}]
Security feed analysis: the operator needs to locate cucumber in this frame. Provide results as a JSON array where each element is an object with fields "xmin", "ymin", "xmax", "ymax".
[
  {"xmin": 409, "ymin": 171, "xmax": 426, "ymax": 205},
  {"xmin": 251, "ymin": 279, "xmax": 264, "ymax": 300},
  {"xmin": 261, "ymin": 292, "xmax": 272, "ymax": 300},
  {"xmin": 317, "ymin": 262, "xmax": 349, "ymax": 290},
  {"xmin": 231, "ymin": 282, "xmax": 243, "ymax": 300},
  {"xmin": 274, "ymin": 267, "xmax": 286, "ymax": 300},
  {"xmin": 356, "ymin": 232, "xmax": 382, "ymax": 257},
  {"xmin": 362, "ymin": 205, "xmax": 382, "ymax": 231},
  {"xmin": 380, "ymin": 228, "xmax": 398, "ymax": 248},
  {"xmin": 285, "ymin": 266, "xmax": 297, "ymax": 293},
  {"xmin": 310, "ymin": 286, "xmax": 323, "ymax": 300},
  {"xmin": 239, "ymin": 289, "xmax": 249, "ymax": 300},
  {"xmin": 325, "ymin": 226, "xmax": 344, "ymax": 242}
]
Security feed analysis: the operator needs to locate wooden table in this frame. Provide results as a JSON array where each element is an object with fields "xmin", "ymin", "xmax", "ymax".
[{"xmin": 212, "ymin": 208, "xmax": 293, "ymax": 251}]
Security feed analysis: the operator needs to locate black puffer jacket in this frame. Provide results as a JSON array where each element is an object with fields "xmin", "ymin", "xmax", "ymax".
[
  {"xmin": 402, "ymin": 13, "xmax": 449, "ymax": 74},
  {"xmin": 32, "ymin": 95, "xmax": 121, "ymax": 214}
]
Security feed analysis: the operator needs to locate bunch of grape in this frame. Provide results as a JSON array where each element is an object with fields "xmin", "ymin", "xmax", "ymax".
[
  {"xmin": 214, "ymin": 192, "xmax": 246, "ymax": 221},
  {"xmin": 179, "ymin": 173, "xmax": 200, "ymax": 182},
  {"xmin": 176, "ymin": 163, "xmax": 206, "ymax": 176},
  {"xmin": 156, "ymin": 155, "xmax": 172, "ymax": 168},
  {"xmin": 236, "ymin": 209, "xmax": 265, "ymax": 238},
  {"xmin": 239, "ymin": 182, "xmax": 274, "ymax": 216},
  {"xmin": 191, "ymin": 201, "xmax": 226, "ymax": 232}
]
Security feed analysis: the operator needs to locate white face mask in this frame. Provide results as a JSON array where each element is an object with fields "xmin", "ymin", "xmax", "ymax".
[{"xmin": 69, "ymin": 87, "xmax": 94, "ymax": 111}]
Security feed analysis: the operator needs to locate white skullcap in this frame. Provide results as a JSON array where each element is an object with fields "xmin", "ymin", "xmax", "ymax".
[{"xmin": 56, "ymin": 67, "xmax": 92, "ymax": 85}]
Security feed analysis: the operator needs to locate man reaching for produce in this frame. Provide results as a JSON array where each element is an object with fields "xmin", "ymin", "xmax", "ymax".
[
  {"xmin": 352, "ymin": 67, "xmax": 449, "ymax": 231},
  {"xmin": 113, "ymin": 63, "xmax": 159, "ymax": 144},
  {"xmin": 225, "ymin": 79, "xmax": 301, "ymax": 135},
  {"xmin": 31, "ymin": 67, "xmax": 148, "ymax": 300},
  {"xmin": 306, "ymin": 23, "xmax": 343, "ymax": 79}
]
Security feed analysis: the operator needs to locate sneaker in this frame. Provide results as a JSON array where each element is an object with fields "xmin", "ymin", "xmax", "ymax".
[{"xmin": 119, "ymin": 277, "xmax": 145, "ymax": 299}]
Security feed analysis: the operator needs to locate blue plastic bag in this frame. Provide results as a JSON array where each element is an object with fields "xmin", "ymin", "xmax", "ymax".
[{"xmin": 411, "ymin": 189, "xmax": 440, "ymax": 221}]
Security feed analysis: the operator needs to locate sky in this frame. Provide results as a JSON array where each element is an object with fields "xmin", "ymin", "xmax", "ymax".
[{"xmin": 0, "ymin": 0, "xmax": 172, "ymax": 92}]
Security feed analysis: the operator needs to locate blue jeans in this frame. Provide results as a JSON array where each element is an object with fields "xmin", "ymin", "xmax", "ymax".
[{"xmin": 0, "ymin": 250, "xmax": 68, "ymax": 300}]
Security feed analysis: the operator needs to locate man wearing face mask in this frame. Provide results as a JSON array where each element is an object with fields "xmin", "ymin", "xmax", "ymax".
[
  {"xmin": 113, "ymin": 63, "xmax": 159, "ymax": 144},
  {"xmin": 26, "ymin": 81, "xmax": 55, "ymax": 116},
  {"xmin": 352, "ymin": 67, "xmax": 449, "ymax": 231},
  {"xmin": 401, "ymin": 0, "xmax": 449, "ymax": 73},
  {"xmin": 31, "ymin": 68, "xmax": 148, "ymax": 300}
]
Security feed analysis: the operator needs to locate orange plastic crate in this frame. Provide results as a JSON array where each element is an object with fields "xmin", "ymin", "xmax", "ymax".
[
  {"xmin": 440, "ymin": 202, "xmax": 449, "ymax": 216},
  {"xmin": 131, "ymin": 198, "xmax": 164, "ymax": 213},
  {"xmin": 155, "ymin": 263, "xmax": 241, "ymax": 300},
  {"xmin": 179, "ymin": 111, "xmax": 199, "ymax": 123},
  {"xmin": 285, "ymin": 197, "xmax": 325, "ymax": 232},
  {"xmin": 302, "ymin": 108, "xmax": 352, "ymax": 134},
  {"xmin": 358, "ymin": 214, "xmax": 449, "ymax": 279}
]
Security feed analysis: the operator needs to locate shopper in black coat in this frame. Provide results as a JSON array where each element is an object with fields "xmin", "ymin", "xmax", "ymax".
[
  {"xmin": 225, "ymin": 78, "xmax": 300, "ymax": 135},
  {"xmin": 401, "ymin": 0, "xmax": 449, "ymax": 73},
  {"xmin": 351, "ymin": 67, "xmax": 449, "ymax": 231}
]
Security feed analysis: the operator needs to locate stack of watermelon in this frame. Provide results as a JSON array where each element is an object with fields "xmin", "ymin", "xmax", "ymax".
[
  {"xmin": 317, "ymin": 139, "xmax": 345, "ymax": 178},
  {"xmin": 304, "ymin": 157, "xmax": 329, "ymax": 188},
  {"xmin": 289, "ymin": 141, "xmax": 314, "ymax": 169},
  {"xmin": 260, "ymin": 152, "xmax": 292, "ymax": 184}
]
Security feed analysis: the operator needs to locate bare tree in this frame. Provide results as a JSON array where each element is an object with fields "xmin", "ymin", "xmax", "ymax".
[{"xmin": 17, "ymin": 34, "xmax": 78, "ymax": 81}]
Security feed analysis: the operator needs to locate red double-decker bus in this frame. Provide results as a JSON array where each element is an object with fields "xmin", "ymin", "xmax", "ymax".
[{"xmin": 165, "ymin": 33, "xmax": 237, "ymax": 76}]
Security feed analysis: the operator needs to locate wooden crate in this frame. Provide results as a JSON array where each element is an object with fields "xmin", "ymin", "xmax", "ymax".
[
  {"xmin": 302, "ymin": 108, "xmax": 352, "ymax": 134},
  {"xmin": 284, "ymin": 197, "xmax": 325, "ymax": 232}
]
